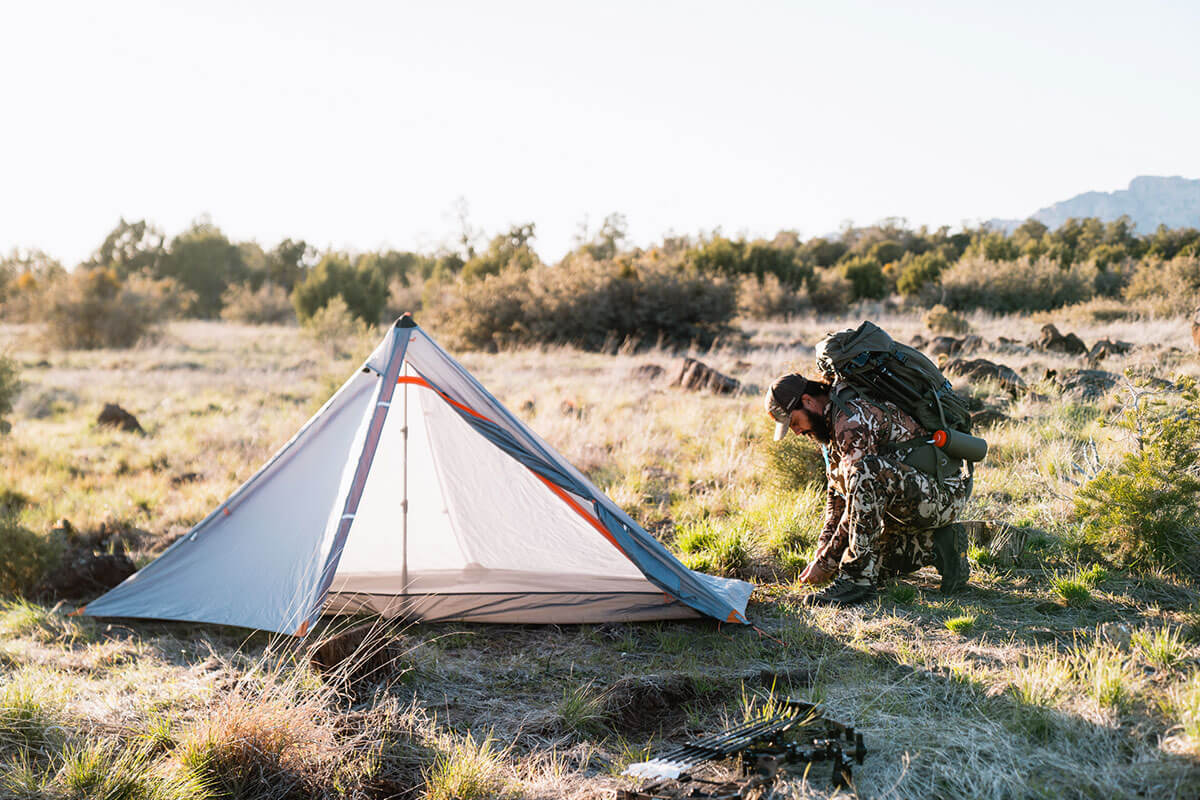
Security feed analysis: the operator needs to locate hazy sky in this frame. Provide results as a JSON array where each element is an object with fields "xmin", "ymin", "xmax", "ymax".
[{"xmin": 2, "ymin": 0, "xmax": 1198, "ymax": 266}]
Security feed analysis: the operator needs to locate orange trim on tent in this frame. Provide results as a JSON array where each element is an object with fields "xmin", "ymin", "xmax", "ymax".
[
  {"xmin": 68, "ymin": 605, "xmax": 86, "ymax": 617},
  {"xmin": 395, "ymin": 375, "xmax": 631, "ymax": 559},
  {"xmin": 295, "ymin": 620, "xmax": 310, "ymax": 636}
]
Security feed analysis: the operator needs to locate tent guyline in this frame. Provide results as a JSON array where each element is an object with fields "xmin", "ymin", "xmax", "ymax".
[{"xmin": 82, "ymin": 315, "xmax": 753, "ymax": 634}]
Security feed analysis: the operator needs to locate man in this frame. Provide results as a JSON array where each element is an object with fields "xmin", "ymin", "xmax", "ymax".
[{"xmin": 765, "ymin": 373, "xmax": 971, "ymax": 606}]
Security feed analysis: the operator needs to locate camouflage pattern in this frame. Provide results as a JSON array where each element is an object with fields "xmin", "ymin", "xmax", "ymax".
[{"xmin": 814, "ymin": 389, "xmax": 971, "ymax": 586}]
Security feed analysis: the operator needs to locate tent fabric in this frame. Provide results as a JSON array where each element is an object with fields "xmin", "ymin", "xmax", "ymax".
[{"xmin": 84, "ymin": 318, "xmax": 753, "ymax": 634}]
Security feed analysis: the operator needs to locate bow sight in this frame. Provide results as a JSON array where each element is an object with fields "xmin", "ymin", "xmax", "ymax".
[{"xmin": 617, "ymin": 699, "xmax": 866, "ymax": 799}]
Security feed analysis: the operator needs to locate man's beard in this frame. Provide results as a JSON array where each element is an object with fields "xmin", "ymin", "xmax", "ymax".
[{"xmin": 800, "ymin": 408, "xmax": 831, "ymax": 443}]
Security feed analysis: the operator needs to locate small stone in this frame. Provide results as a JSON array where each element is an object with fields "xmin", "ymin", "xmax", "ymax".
[{"xmin": 97, "ymin": 404, "xmax": 143, "ymax": 434}]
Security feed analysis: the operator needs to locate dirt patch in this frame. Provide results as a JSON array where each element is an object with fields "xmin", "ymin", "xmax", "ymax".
[{"xmin": 602, "ymin": 673, "xmax": 701, "ymax": 735}]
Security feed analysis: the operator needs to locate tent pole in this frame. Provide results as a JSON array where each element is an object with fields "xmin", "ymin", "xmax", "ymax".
[{"xmin": 401, "ymin": 359, "xmax": 409, "ymax": 610}]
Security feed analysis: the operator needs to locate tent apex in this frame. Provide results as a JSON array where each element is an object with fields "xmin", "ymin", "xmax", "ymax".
[{"xmin": 395, "ymin": 313, "xmax": 418, "ymax": 329}]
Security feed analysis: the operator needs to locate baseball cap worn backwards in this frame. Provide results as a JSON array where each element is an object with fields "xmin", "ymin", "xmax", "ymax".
[{"xmin": 765, "ymin": 374, "xmax": 808, "ymax": 441}]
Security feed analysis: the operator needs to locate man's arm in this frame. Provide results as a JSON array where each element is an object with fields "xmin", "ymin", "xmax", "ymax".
[{"xmin": 812, "ymin": 486, "xmax": 846, "ymax": 573}]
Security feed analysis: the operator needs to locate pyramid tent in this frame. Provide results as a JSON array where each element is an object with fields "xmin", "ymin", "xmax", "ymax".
[{"xmin": 83, "ymin": 316, "xmax": 752, "ymax": 635}]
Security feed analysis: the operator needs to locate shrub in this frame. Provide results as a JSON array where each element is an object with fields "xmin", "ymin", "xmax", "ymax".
[
  {"xmin": 0, "ymin": 354, "xmax": 18, "ymax": 434},
  {"xmin": 923, "ymin": 304, "xmax": 970, "ymax": 335},
  {"xmin": 219, "ymin": 282, "xmax": 295, "ymax": 324},
  {"xmin": 37, "ymin": 268, "xmax": 187, "ymax": 349},
  {"xmin": 736, "ymin": 274, "xmax": 804, "ymax": 319},
  {"xmin": 292, "ymin": 253, "xmax": 387, "ymax": 324},
  {"xmin": 838, "ymin": 256, "xmax": 886, "ymax": 300},
  {"xmin": 1122, "ymin": 256, "xmax": 1200, "ymax": 315},
  {"xmin": 301, "ymin": 297, "xmax": 375, "ymax": 359},
  {"xmin": 765, "ymin": 433, "xmax": 825, "ymax": 490},
  {"xmin": 159, "ymin": 220, "xmax": 247, "ymax": 317},
  {"xmin": 806, "ymin": 269, "xmax": 852, "ymax": 313},
  {"xmin": 461, "ymin": 223, "xmax": 540, "ymax": 281},
  {"xmin": 0, "ymin": 498, "xmax": 58, "ymax": 596},
  {"xmin": 897, "ymin": 252, "xmax": 948, "ymax": 296},
  {"xmin": 427, "ymin": 260, "xmax": 736, "ymax": 352},
  {"xmin": 938, "ymin": 255, "xmax": 1096, "ymax": 312},
  {"xmin": 1074, "ymin": 380, "xmax": 1200, "ymax": 579}
]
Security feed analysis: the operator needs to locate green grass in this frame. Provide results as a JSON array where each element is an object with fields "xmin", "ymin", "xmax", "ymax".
[
  {"xmin": 1133, "ymin": 626, "xmax": 1188, "ymax": 671},
  {"xmin": 556, "ymin": 682, "xmax": 606, "ymax": 736},
  {"xmin": 424, "ymin": 733, "xmax": 508, "ymax": 800},
  {"xmin": 886, "ymin": 583, "xmax": 918, "ymax": 604},
  {"xmin": 944, "ymin": 615, "xmax": 977, "ymax": 635}
]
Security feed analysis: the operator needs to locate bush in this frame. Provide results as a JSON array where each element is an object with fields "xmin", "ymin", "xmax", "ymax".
[
  {"xmin": 938, "ymin": 256, "xmax": 1096, "ymax": 312},
  {"xmin": 897, "ymin": 252, "xmax": 949, "ymax": 296},
  {"xmin": 807, "ymin": 269, "xmax": 853, "ymax": 313},
  {"xmin": 427, "ymin": 260, "xmax": 736, "ymax": 352},
  {"xmin": 301, "ymin": 297, "xmax": 375, "ymax": 359},
  {"xmin": 1074, "ymin": 380, "xmax": 1200, "ymax": 579},
  {"xmin": 0, "ymin": 495, "xmax": 56, "ymax": 596},
  {"xmin": 219, "ymin": 282, "xmax": 295, "ymax": 324},
  {"xmin": 292, "ymin": 253, "xmax": 387, "ymax": 324},
  {"xmin": 0, "ymin": 355, "xmax": 18, "ymax": 434},
  {"xmin": 38, "ymin": 268, "xmax": 187, "ymax": 349},
  {"xmin": 923, "ymin": 304, "xmax": 970, "ymax": 335},
  {"xmin": 838, "ymin": 256, "xmax": 887, "ymax": 300},
  {"xmin": 736, "ymin": 274, "xmax": 804, "ymax": 319},
  {"xmin": 765, "ymin": 433, "xmax": 825, "ymax": 491},
  {"xmin": 1122, "ymin": 256, "xmax": 1200, "ymax": 315}
]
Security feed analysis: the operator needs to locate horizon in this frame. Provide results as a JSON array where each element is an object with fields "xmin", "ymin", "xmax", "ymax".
[{"xmin": 3, "ymin": 1, "xmax": 1198, "ymax": 267}]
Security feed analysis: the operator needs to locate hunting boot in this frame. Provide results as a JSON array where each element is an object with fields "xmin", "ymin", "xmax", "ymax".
[
  {"xmin": 803, "ymin": 577, "xmax": 877, "ymax": 607},
  {"xmin": 932, "ymin": 523, "xmax": 969, "ymax": 593}
]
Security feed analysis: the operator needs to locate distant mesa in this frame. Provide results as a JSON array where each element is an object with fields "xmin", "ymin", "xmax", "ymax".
[{"xmin": 988, "ymin": 175, "xmax": 1200, "ymax": 233}]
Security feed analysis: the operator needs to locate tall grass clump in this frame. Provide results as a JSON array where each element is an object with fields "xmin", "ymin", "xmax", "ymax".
[
  {"xmin": 424, "ymin": 732, "xmax": 509, "ymax": 800},
  {"xmin": 922, "ymin": 303, "xmax": 969, "ymax": 335},
  {"xmin": 0, "ymin": 679, "xmax": 57, "ymax": 755},
  {"xmin": 55, "ymin": 739, "xmax": 208, "ymax": 800},
  {"xmin": 1075, "ymin": 380, "xmax": 1200, "ymax": 579},
  {"xmin": 301, "ymin": 296, "xmax": 376, "ymax": 359},
  {"xmin": 173, "ymin": 658, "xmax": 367, "ymax": 798},
  {"xmin": 673, "ymin": 519, "xmax": 753, "ymax": 577}
]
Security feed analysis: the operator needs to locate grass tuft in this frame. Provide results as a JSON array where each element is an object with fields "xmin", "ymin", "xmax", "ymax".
[
  {"xmin": 1133, "ymin": 626, "xmax": 1188, "ymax": 672},
  {"xmin": 944, "ymin": 615, "xmax": 976, "ymax": 635},
  {"xmin": 886, "ymin": 584, "xmax": 918, "ymax": 604},
  {"xmin": 424, "ymin": 732, "xmax": 509, "ymax": 800}
]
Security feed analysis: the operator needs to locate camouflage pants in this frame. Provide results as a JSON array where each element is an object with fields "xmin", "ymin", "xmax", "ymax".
[{"xmin": 830, "ymin": 455, "xmax": 970, "ymax": 586}]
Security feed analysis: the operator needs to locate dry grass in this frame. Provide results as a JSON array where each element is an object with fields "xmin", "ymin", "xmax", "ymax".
[{"xmin": 0, "ymin": 314, "xmax": 1199, "ymax": 798}]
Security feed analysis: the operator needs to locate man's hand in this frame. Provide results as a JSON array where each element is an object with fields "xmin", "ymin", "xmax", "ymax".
[{"xmin": 798, "ymin": 560, "xmax": 836, "ymax": 585}]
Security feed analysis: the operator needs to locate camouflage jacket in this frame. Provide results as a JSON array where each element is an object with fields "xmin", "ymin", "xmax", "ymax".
[{"xmin": 814, "ymin": 389, "xmax": 928, "ymax": 567}]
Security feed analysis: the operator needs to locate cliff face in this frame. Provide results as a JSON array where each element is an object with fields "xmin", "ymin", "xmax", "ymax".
[{"xmin": 991, "ymin": 176, "xmax": 1200, "ymax": 232}]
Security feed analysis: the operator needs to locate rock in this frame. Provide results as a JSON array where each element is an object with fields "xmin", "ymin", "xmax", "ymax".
[
  {"xmin": 970, "ymin": 409, "xmax": 1010, "ymax": 429},
  {"xmin": 671, "ymin": 357, "xmax": 740, "ymax": 394},
  {"xmin": 943, "ymin": 358, "xmax": 1026, "ymax": 394},
  {"xmin": 929, "ymin": 335, "xmax": 983, "ymax": 358},
  {"xmin": 1034, "ymin": 324, "xmax": 1088, "ymax": 356},
  {"xmin": 169, "ymin": 472, "xmax": 203, "ymax": 487},
  {"xmin": 909, "ymin": 334, "xmax": 928, "ymax": 350},
  {"xmin": 1086, "ymin": 338, "xmax": 1133, "ymax": 363},
  {"xmin": 40, "ymin": 550, "xmax": 136, "ymax": 600},
  {"xmin": 97, "ymin": 404, "xmax": 143, "ymax": 434},
  {"xmin": 1055, "ymin": 369, "xmax": 1120, "ymax": 401},
  {"xmin": 630, "ymin": 363, "xmax": 666, "ymax": 381}
]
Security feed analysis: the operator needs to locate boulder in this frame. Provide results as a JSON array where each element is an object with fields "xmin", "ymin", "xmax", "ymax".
[
  {"xmin": 1055, "ymin": 369, "xmax": 1121, "ymax": 401},
  {"xmin": 1086, "ymin": 338, "xmax": 1132, "ymax": 363},
  {"xmin": 97, "ymin": 404, "xmax": 143, "ymax": 434},
  {"xmin": 630, "ymin": 363, "xmax": 666, "ymax": 381},
  {"xmin": 40, "ymin": 549, "xmax": 136, "ymax": 600},
  {"xmin": 1034, "ymin": 324, "xmax": 1088, "ymax": 356},
  {"xmin": 929, "ymin": 335, "xmax": 983, "ymax": 358},
  {"xmin": 671, "ymin": 357, "xmax": 740, "ymax": 394},
  {"xmin": 943, "ymin": 358, "xmax": 1026, "ymax": 394}
]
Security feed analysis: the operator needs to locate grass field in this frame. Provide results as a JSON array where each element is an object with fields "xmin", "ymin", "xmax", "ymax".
[{"xmin": 1, "ymin": 311, "xmax": 1199, "ymax": 799}]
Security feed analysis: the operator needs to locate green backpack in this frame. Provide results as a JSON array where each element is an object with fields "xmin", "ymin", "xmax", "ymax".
[{"xmin": 815, "ymin": 321, "xmax": 983, "ymax": 481}]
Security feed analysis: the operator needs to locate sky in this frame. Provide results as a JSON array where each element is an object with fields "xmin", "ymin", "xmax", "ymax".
[{"xmin": 1, "ymin": 0, "xmax": 1198, "ymax": 267}]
